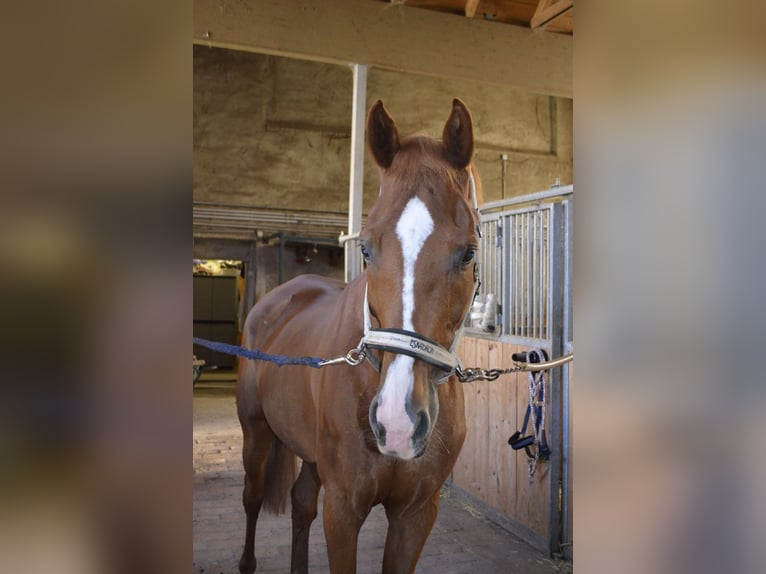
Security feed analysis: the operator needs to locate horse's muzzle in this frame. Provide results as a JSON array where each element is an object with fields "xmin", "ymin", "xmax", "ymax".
[{"xmin": 368, "ymin": 396, "xmax": 430, "ymax": 460}]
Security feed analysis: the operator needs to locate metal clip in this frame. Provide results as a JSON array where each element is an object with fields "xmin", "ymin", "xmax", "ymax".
[
  {"xmin": 317, "ymin": 356, "xmax": 349, "ymax": 367},
  {"xmin": 317, "ymin": 347, "xmax": 367, "ymax": 368},
  {"xmin": 456, "ymin": 366, "xmax": 481, "ymax": 383}
]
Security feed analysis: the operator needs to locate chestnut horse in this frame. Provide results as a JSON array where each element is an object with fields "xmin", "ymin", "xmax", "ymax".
[{"xmin": 236, "ymin": 99, "xmax": 481, "ymax": 574}]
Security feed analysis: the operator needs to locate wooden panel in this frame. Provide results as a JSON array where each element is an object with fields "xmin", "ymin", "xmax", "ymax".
[
  {"xmin": 453, "ymin": 337, "xmax": 478, "ymax": 492},
  {"xmin": 486, "ymin": 339, "xmax": 516, "ymax": 513},
  {"xmin": 453, "ymin": 337, "xmax": 552, "ymax": 538},
  {"xmin": 193, "ymin": 0, "xmax": 572, "ymax": 97},
  {"xmin": 474, "ymin": 340, "xmax": 490, "ymax": 500}
]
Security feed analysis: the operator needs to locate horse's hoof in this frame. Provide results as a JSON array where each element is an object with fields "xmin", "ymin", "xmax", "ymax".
[{"xmin": 238, "ymin": 556, "xmax": 256, "ymax": 574}]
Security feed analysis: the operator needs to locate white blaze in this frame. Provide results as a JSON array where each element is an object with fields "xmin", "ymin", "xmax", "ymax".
[
  {"xmin": 397, "ymin": 197, "xmax": 434, "ymax": 330},
  {"xmin": 376, "ymin": 197, "xmax": 434, "ymax": 457}
]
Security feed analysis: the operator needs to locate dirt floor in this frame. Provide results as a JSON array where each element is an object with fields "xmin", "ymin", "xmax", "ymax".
[{"xmin": 193, "ymin": 382, "xmax": 571, "ymax": 574}]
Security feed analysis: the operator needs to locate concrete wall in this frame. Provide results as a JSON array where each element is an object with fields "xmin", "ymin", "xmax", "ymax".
[{"xmin": 193, "ymin": 46, "xmax": 572, "ymax": 215}]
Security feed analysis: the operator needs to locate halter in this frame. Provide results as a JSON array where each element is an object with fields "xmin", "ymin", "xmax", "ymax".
[
  {"xmin": 355, "ymin": 172, "xmax": 480, "ymax": 383},
  {"xmin": 359, "ymin": 285, "xmax": 462, "ymax": 377}
]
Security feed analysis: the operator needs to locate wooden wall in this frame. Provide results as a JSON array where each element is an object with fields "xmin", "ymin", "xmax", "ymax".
[{"xmin": 452, "ymin": 336, "xmax": 554, "ymax": 541}]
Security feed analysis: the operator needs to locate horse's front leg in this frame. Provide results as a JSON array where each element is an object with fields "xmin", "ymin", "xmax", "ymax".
[
  {"xmin": 322, "ymin": 486, "xmax": 370, "ymax": 574},
  {"xmin": 381, "ymin": 491, "xmax": 440, "ymax": 574}
]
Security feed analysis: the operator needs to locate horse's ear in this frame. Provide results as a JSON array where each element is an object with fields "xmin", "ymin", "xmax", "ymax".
[
  {"xmin": 367, "ymin": 100, "xmax": 400, "ymax": 169},
  {"xmin": 442, "ymin": 98, "xmax": 474, "ymax": 170}
]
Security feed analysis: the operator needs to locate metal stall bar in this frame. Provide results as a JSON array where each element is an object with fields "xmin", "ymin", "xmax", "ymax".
[
  {"xmin": 544, "ymin": 208, "xmax": 550, "ymax": 339},
  {"xmin": 525, "ymin": 212, "xmax": 531, "ymax": 339},
  {"xmin": 540, "ymin": 209, "xmax": 551, "ymax": 339},
  {"xmin": 546, "ymin": 201, "xmax": 566, "ymax": 556},
  {"xmin": 510, "ymin": 215, "xmax": 517, "ymax": 335},
  {"xmin": 496, "ymin": 217, "xmax": 504, "ymax": 332},
  {"xmin": 561, "ymin": 198, "xmax": 573, "ymax": 560},
  {"xmin": 481, "ymin": 184, "xmax": 573, "ymax": 212},
  {"xmin": 533, "ymin": 210, "xmax": 539, "ymax": 339},
  {"xmin": 484, "ymin": 219, "xmax": 493, "ymax": 297},
  {"xmin": 520, "ymin": 212, "xmax": 526, "ymax": 338},
  {"xmin": 514, "ymin": 212, "xmax": 521, "ymax": 338},
  {"xmin": 503, "ymin": 212, "xmax": 512, "ymax": 337},
  {"xmin": 538, "ymin": 210, "xmax": 545, "ymax": 340},
  {"xmin": 345, "ymin": 63, "xmax": 367, "ymax": 283}
]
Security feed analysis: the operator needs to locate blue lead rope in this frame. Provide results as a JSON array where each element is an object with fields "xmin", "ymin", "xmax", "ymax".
[{"xmin": 193, "ymin": 337, "xmax": 326, "ymax": 368}]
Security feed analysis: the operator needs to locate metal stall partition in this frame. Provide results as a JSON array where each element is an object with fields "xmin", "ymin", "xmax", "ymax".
[
  {"xmin": 561, "ymin": 195, "xmax": 573, "ymax": 560},
  {"xmin": 453, "ymin": 185, "xmax": 572, "ymax": 557}
]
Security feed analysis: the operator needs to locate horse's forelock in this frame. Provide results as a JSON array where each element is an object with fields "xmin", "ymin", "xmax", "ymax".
[{"xmin": 381, "ymin": 136, "xmax": 470, "ymax": 202}]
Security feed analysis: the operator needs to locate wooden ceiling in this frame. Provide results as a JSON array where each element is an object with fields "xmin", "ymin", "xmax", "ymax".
[{"xmin": 385, "ymin": 0, "xmax": 573, "ymax": 34}]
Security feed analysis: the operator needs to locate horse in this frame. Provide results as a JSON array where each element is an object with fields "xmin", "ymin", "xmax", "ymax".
[{"xmin": 236, "ymin": 98, "xmax": 481, "ymax": 574}]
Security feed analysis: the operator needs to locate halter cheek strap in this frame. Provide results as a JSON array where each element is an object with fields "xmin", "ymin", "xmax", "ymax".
[{"xmin": 363, "ymin": 283, "xmax": 373, "ymax": 335}]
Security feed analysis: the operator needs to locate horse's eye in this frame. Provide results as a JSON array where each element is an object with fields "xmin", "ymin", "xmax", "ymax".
[
  {"xmin": 461, "ymin": 248, "xmax": 476, "ymax": 266},
  {"xmin": 360, "ymin": 244, "xmax": 371, "ymax": 262}
]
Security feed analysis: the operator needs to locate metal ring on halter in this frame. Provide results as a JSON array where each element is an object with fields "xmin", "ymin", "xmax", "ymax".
[{"xmin": 345, "ymin": 348, "xmax": 366, "ymax": 366}]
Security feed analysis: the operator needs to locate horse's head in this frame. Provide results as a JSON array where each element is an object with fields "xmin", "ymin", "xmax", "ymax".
[{"xmin": 362, "ymin": 99, "xmax": 479, "ymax": 460}]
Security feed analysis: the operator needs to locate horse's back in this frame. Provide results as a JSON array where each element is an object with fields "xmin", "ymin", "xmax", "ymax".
[{"xmin": 243, "ymin": 274, "xmax": 345, "ymax": 346}]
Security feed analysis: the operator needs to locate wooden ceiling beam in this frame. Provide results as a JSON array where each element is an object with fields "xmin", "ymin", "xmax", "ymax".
[
  {"xmin": 193, "ymin": 0, "xmax": 572, "ymax": 97},
  {"xmin": 530, "ymin": 0, "xmax": 573, "ymax": 30}
]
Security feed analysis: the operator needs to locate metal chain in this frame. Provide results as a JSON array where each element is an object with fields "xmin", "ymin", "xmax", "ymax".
[
  {"xmin": 455, "ymin": 365, "xmax": 526, "ymax": 383},
  {"xmin": 455, "ymin": 354, "xmax": 573, "ymax": 382}
]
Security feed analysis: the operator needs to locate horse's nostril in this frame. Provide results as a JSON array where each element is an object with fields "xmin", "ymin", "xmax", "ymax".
[
  {"xmin": 370, "ymin": 400, "xmax": 378, "ymax": 426},
  {"xmin": 413, "ymin": 410, "xmax": 429, "ymax": 442},
  {"xmin": 369, "ymin": 399, "xmax": 386, "ymax": 445}
]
